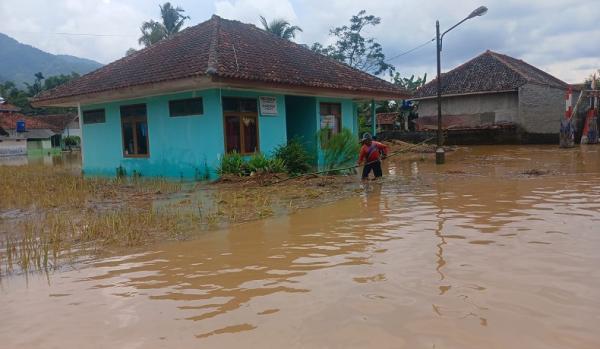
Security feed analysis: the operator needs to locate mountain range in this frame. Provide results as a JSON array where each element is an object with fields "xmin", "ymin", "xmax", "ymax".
[{"xmin": 0, "ymin": 33, "xmax": 103, "ymax": 86}]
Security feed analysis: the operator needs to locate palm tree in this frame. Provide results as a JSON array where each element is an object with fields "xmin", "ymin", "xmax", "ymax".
[
  {"xmin": 259, "ymin": 16, "xmax": 303, "ymax": 40},
  {"xmin": 138, "ymin": 2, "xmax": 190, "ymax": 47}
]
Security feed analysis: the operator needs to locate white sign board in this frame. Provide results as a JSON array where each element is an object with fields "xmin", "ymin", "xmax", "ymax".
[{"xmin": 259, "ymin": 96, "xmax": 278, "ymax": 116}]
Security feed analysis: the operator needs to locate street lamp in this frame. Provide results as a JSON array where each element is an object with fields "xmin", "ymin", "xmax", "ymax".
[{"xmin": 435, "ymin": 6, "xmax": 488, "ymax": 164}]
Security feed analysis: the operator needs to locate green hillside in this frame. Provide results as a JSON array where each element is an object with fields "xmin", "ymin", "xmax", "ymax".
[{"xmin": 0, "ymin": 33, "xmax": 102, "ymax": 86}]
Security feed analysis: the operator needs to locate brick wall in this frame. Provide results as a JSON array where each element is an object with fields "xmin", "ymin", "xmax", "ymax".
[{"xmin": 517, "ymin": 84, "xmax": 565, "ymax": 134}]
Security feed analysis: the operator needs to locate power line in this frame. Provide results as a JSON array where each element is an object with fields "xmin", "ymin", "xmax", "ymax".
[
  {"xmin": 385, "ymin": 37, "xmax": 435, "ymax": 63},
  {"xmin": 1, "ymin": 30, "xmax": 137, "ymax": 38}
]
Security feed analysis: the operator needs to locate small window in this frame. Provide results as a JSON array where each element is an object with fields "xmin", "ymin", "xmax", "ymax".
[
  {"xmin": 82, "ymin": 109, "xmax": 105, "ymax": 124},
  {"xmin": 120, "ymin": 104, "xmax": 149, "ymax": 157},
  {"xmin": 169, "ymin": 97, "xmax": 203, "ymax": 117},
  {"xmin": 222, "ymin": 97, "xmax": 258, "ymax": 113}
]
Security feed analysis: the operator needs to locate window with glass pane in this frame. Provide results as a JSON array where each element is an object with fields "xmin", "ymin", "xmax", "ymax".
[
  {"xmin": 83, "ymin": 109, "xmax": 105, "ymax": 124},
  {"xmin": 223, "ymin": 98, "xmax": 259, "ymax": 154},
  {"xmin": 169, "ymin": 97, "xmax": 203, "ymax": 117},
  {"xmin": 120, "ymin": 104, "xmax": 149, "ymax": 157},
  {"xmin": 319, "ymin": 102, "xmax": 342, "ymax": 147},
  {"xmin": 242, "ymin": 116, "xmax": 258, "ymax": 152},
  {"xmin": 225, "ymin": 115, "xmax": 241, "ymax": 153}
]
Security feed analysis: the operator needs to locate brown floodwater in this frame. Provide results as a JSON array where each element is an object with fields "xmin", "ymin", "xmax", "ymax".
[{"xmin": 2, "ymin": 145, "xmax": 600, "ymax": 348}]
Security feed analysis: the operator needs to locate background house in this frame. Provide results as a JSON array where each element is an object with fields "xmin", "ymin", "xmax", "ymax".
[
  {"xmin": 412, "ymin": 50, "xmax": 568, "ymax": 141},
  {"xmin": 0, "ymin": 112, "xmax": 77, "ymax": 156},
  {"xmin": 32, "ymin": 15, "xmax": 408, "ymax": 178},
  {"xmin": 366, "ymin": 112, "xmax": 399, "ymax": 132}
]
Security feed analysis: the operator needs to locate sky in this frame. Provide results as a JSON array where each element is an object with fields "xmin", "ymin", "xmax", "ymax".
[{"xmin": 0, "ymin": 0, "xmax": 598, "ymax": 83}]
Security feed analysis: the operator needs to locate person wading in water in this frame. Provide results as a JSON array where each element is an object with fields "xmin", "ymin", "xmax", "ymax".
[{"xmin": 357, "ymin": 133, "xmax": 389, "ymax": 180}]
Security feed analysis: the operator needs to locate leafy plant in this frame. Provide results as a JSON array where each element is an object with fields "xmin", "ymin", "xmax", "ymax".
[
  {"xmin": 247, "ymin": 153, "xmax": 271, "ymax": 173},
  {"xmin": 274, "ymin": 138, "xmax": 313, "ymax": 175},
  {"xmin": 318, "ymin": 128, "xmax": 360, "ymax": 172},
  {"xmin": 247, "ymin": 153, "xmax": 287, "ymax": 174},
  {"xmin": 259, "ymin": 16, "xmax": 303, "ymax": 40},
  {"xmin": 63, "ymin": 136, "xmax": 80, "ymax": 147},
  {"xmin": 218, "ymin": 151, "xmax": 245, "ymax": 176}
]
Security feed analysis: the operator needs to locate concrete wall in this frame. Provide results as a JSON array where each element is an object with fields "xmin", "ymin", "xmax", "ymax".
[
  {"xmin": 0, "ymin": 139, "xmax": 26, "ymax": 156},
  {"xmin": 80, "ymin": 88, "xmax": 357, "ymax": 178},
  {"xmin": 417, "ymin": 92, "xmax": 519, "ymax": 126},
  {"xmin": 81, "ymin": 88, "xmax": 287, "ymax": 179},
  {"xmin": 518, "ymin": 83, "xmax": 565, "ymax": 134}
]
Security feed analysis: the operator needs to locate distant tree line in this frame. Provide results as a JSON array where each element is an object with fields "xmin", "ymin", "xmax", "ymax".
[{"xmin": 0, "ymin": 72, "xmax": 79, "ymax": 115}]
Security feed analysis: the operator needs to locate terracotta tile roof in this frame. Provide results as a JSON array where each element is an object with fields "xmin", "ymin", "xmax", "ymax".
[
  {"xmin": 34, "ymin": 15, "xmax": 409, "ymax": 104},
  {"xmin": 366, "ymin": 112, "xmax": 399, "ymax": 126},
  {"xmin": 0, "ymin": 112, "xmax": 74, "ymax": 133},
  {"xmin": 0, "ymin": 101, "xmax": 21, "ymax": 112},
  {"xmin": 414, "ymin": 50, "xmax": 568, "ymax": 99}
]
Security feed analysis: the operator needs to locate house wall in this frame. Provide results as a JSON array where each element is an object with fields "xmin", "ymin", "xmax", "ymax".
[
  {"xmin": 0, "ymin": 139, "xmax": 27, "ymax": 156},
  {"xmin": 81, "ymin": 88, "xmax": 287, "ymax": 179},
  {"xmin": 417, "ymin": 92, "xmax": 519, "ymax": 127},
  {"xmin": 518, "ymin": 84, "xmax": 565, "ymax": 134}
]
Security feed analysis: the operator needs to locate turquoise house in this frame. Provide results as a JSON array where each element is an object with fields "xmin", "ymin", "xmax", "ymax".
[{"xmin": 33, "ymin": 15, "xmax": 408, "ymax": 178}]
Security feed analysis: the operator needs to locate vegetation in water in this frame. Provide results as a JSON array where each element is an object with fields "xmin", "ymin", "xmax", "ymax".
[{"xmin": 0, "ymin": 164, "xmax": 358, "ymax": 276}]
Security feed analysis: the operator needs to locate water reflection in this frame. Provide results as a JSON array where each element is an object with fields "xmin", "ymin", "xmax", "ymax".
[{"xmin": 1, "ymin": 146, "xmax": 600, "ymax": 348}]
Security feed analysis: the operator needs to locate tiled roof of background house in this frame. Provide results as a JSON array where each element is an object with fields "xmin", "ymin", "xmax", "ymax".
[
  {"xmin": 366, "ymin": 112, "xmax": 399, "ymax": 126},
  {"xmin": 0, "ymin": 101, "xmax": 21, "ymax": 112},
  {"xmin": 414, "ymin": 50, "xmax": 568, "ymax": 99},
  {"xmin": 34, "ymin": 15, "xmax": 409, "ymax": 104},
  {"xmin": 0, "ymin": 113, "xmax": 74, "ymax": 133}
]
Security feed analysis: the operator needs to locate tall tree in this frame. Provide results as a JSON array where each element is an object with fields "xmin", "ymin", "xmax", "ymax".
[
  {"xmin": 259, "ymin": 16, "xmax": 303, "ymax": 40},
  {"xmin": 311, "ymin": 10, "xmax": 394, "ymax": 76},
  {"xmin": 138, "ymin": 2, "xmax": 189, "ymax": 47}
]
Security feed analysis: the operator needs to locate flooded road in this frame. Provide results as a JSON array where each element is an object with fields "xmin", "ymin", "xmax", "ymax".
[{"xmin": 2, "ymin": 145, "xmax": 600, "ymax": 348}]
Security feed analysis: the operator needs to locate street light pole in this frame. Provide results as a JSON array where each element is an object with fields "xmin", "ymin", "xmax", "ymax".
[
  {"xmin": 435, "ymin": 6, "xmax": 488, "ymax": 165},
  {"xmin": 436, "ymin": 20, "xmax": 444, "ymax": 164}
]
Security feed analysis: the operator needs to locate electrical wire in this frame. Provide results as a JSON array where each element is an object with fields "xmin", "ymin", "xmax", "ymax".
[{"xmin": 385, "ymin": 37, "xmax": 435, "ymax": 63}]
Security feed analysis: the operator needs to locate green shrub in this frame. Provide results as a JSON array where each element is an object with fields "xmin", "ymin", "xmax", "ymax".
[
  {"xmin": 218, "ymin": 151, "xmax": 245, "ymax": 176},
  {"xmin": 318, "ymin": 128, "xmax": 360, "ymax": 172},
  {"xmin": 64, "ymin": 136, "xmax": 80, "ymax": 147},
  {"xmin": 247, "ymin": 153, "xmax": 271, "ymax": 173},
  {"xmin": 267, "ymin": 157, "xmax": 286, "ymax": 173},
  {"xmin": 274, "ymin": 138, "xmax": 312, "ymax": 175},
  {"xmin": 247, "ymin": 153, "xmax": 287, "ymax": 174},
  {"xmin": 218, "ymin": 152, "xmax": 286, "ymax": 176}
]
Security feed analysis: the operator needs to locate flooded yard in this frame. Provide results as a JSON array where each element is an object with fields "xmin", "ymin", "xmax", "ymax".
[{"xmin": 1, "ymin": 145, "xmax": 600, "ymax": 348}]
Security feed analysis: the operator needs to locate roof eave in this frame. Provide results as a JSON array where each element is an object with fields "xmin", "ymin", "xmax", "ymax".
[
  {"xmin": 212, "ymin": 76, "xmax": 411, "ymax": 101},
  {"xmin": 32, "ymin": 75, "xmax": 411, "ymax": 107},
  {"xmin": 411, "ymin": 89, "xmax": 518, "ymax": 101},
  {"xmin": 31, "ymin": 76, "xmax": 214, "ymax": 108}
]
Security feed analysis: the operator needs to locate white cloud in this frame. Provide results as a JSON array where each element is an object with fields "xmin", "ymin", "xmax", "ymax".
[
  {"xmin": 0, "ymin": 0, "xmax": 147, "ymax": 63},
  {"xmin": 0, "ymin": 0, "xmax": 598, "ymax": 83},
  {"xmin": 215, "ymin": 0, "xmax": 297, "ymax": 26}
]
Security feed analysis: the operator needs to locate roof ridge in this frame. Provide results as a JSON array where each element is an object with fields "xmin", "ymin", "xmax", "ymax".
[
  {"xmin": 206, "ymin": 15, "xmax": 220, "ymax": 75},
  {"xmin": 218, "ymin": 16, "xmax": 406, "ymax": 93},
  {"xmin": 489, "ymin": 51, "xmax": 567, "ymax": 87},
  {"xmin": 487, "ymin": 51, "xmax": 528, "ymax": 85}
]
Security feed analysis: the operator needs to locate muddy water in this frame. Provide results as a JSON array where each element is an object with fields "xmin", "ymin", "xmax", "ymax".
[{"xmin": 2, "ymin": 145, "xmax": 600, "ymax": 348}]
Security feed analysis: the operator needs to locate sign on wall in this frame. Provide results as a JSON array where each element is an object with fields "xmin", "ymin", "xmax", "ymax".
[{"xmin": 259, "ymin": 96, "xmax": 278, "ymax": 116}]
